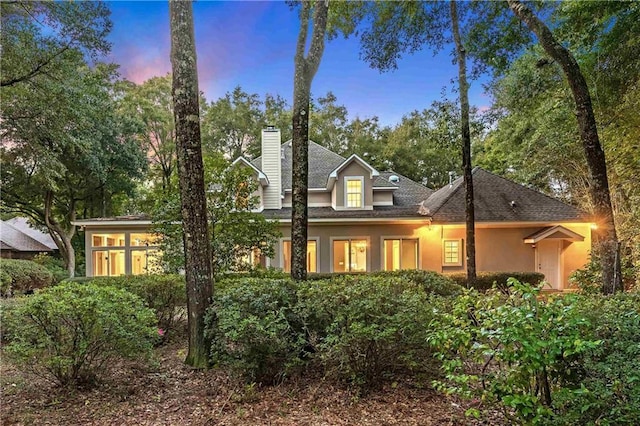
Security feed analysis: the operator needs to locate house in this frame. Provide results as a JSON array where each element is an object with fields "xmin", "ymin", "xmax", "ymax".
[
  {"xmin": 0, "ymin": 217, "xmax": 58, "ymax": 259},
  {"xmin": 73, "ymin": 127, "xmax": 593, "ymax": 289}
]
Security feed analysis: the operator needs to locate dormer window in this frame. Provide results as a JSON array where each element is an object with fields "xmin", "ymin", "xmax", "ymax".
[{"xmin": 345, "ymin": 177, "xmax": 364, "ymax": 208}]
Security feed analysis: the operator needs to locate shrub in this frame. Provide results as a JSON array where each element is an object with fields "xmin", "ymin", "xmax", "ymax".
[
  {"xmin": 298, "ymin": 275, "xmax": 446, "ymax": 390},
  {"xmin": 0, "ymin": 296, "xmax": 26, "ymax": 342},
  {"xmin": 0, "ymin": 259, "xmax": 53, "ymax": 296},
  {"xmin": 31, "ymin": 253, "xmax": 68, "ymax": 284},
  {"xmin": 430, "ymin": 280, "xmax": 600, "ymax": 424},
  {"xmin": 206, "ymin": 278, "xmax": 305, "ymax": 384},
  {"xmin": 4, "ymin": 282, "xmax": 156, "ymax": 386},
  {"xmin": 448, "ymin": 271, "xmax": 545, "ymax": 291},
  {"xmin": 551, "ymin": 292, "xmax": 640, "ymax": 425},
  {"xmin": 89, "ymin": 275, "xmax": 186, "ymax": 337}
]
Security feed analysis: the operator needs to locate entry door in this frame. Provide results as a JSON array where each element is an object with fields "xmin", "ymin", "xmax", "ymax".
[{"xmin": 537, "ymin": 240, "xmax": 561, "ymax": 289}]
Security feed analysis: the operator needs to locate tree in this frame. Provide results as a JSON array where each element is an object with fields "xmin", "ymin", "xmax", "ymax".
[
  {"xmin": 1, "ymin": 1, "xmax": 144, "ymax": 278},
  {"xmin": 169, "ymin": 0, "xmax": 213, "ymax": 368},
  {"xmin": 202, "ymin": 86, "xmax": 264, "ymax": 160},
  {"xmin": 506, "ymin": 0, "xmax": 622, "ymax": 293},
  {"xmin": 290, "ymin": 0, "xmax": 329, "ymax": 281},
  {"xmin": 450, "ymin": 0, "xmax": 476, "ymax": 282},
  {"xmin": 0, "ymin": 1, "xmax": 111, "ymax": 87},
  {"xmin": 119, "ymin": 74, "xmax": 177, "ymax": 194},
  {"xmin": 309, "ymin": 91, "xmax": 349, "ymax": 154}
]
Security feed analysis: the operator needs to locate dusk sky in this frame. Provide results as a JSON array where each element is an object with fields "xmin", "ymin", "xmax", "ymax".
[{"xmin": 107, "ymin": 1, "xmax": 491, "ymax": 126}]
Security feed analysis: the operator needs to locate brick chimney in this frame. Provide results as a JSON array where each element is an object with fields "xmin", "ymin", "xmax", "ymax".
[{"xmin": 261, "ymin": 126, "xmax": 282, "ymax": 209}]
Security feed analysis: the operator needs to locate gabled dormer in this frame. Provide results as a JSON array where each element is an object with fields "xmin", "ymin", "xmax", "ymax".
[
  {"xmin": 229, "ymin": 157, "xmax": 269, "ymax": 212},
  {"xmin": 327, "ymin": 154, "xmax": 379, "ymax": 210}
]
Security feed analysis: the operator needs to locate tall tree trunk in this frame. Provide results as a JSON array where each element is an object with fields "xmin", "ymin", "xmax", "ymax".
[
  {"xmin": 507, "ymin": 0, "xmax": 622, "ymax": 294},
  {"xmin": 169, "ymin": 0, "xmax": 214, "ymax": 368},
  {"xmin": 291, "ymin": 0, "xmax": 329, "ymax": 281},
  {"xmin": 44, "ymin": 190, "xmax": 76, "ymax": 278},
  {"xmin": 450, "ymin": 0, "xmax": 476, "ymax": 284}
]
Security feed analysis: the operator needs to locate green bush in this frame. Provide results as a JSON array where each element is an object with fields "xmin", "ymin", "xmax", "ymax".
[
  {"xmin": 89, "ymin": 275, "xmax": 186, "ymax": 337},
  {"xmin": 298, "ymin": 275, "xmax": 446, "ymax": 389},
  {"xmin": 4, "ymin": 282, "xmax": 156, "ymax": 386},
  {"xmin": 551, "ymin": 292, "xmax": 640, "ymax": 425},
  {"xmin": 430, "ymin": 280, "xmax": 601, "ymax": 424},
  {"xmin": 448, "ymin": 271, "xmax": 545, "ymax": 291},
  {"xmin": 31, "ymin": 253, "xmax": 68, "ymax": 284},
  {"xmin": 0, "ymin": 296, "xmax": 26, "ymax": 342},
  {"xmin": 206, "ymin": 278, "xmax": 305, "ymax": 384},
  {"xmin": 0, "ymin": 259, "xmax": 53, "ymax": 296}
]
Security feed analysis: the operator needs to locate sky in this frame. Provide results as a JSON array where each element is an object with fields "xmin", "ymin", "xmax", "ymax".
[{"xmin": 107, "ymin": 1, "xmax": 492, "ymax": 127}]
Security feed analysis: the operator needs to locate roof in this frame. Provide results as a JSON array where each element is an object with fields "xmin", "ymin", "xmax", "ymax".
[
  {"xmin": 262, "ymin": 206, "xmax": 429, "ymax": 220},
  {"xmin": 0, "ymin": 217, "xmax": 57, "ymax": 253},
  {"xmin": 523, "ymin": 225, "xmax": 585, "ymax": 243},
  {"xmin": 73, "ymin": 214, "xmax": 152, "ymax": 227},
  {"xmin": 251, "ymin": 140, "xmax": 432, "ymax": 207},
  {"xmin": 420, "ymin": 168, "xmax": 584, "ymax": 223}
]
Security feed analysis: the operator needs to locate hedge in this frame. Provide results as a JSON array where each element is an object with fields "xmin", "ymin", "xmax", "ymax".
[
  {"xmin": 448, "ymin": 271, "xmax": 545, "ymax": 291},
  {"xmin": 0, "ymin": 259, "xmax": 54, "ymax": 297}
]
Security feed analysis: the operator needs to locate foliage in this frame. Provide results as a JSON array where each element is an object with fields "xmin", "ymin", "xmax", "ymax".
[
  {"xmin": 552, "ymin": 292, "xmax": 640, "ymax": 425},
  {"xmin": 4, "ymin": 282, "xmax": 156, "ymax": 387},
  {"xmin": 1, "ymin": 9, "xmax": 147, "ymax": 277},
  {"xmin": 429, "ymin": 280, "xmax": 601, "ymax": 424},
  {"xmin": 206, "ymin": 278, "xmax": 304, "ymax": 384},
  {"xmin": 31, "ymin": 253, "xmax": 68, "ymax": 284},
  {"xmin": 448, "ymin": 271, "xmax": 545, "ymax": 291},
  {"xmin": 0, "ymin": 259, "xmax": 53, "ymax": 297},
  {"xmin": 298, "ymin": 275, "xmax": 446, "ymax": 390},
  {"xmin": 88, "ymin": 275, "xmax": 186, "ymax": 338},
  {"xmin": 0, "ymin": 296, "xmax": 26, "ymax": 342}
]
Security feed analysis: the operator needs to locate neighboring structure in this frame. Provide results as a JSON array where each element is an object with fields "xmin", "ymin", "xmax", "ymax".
[
  {"xmin": 73, "ymin": 127, "xmax": 593, "ymax": 289},
  {"xmin": 0, "ymin": 217, "xmax": 58, "ymax": 259}
]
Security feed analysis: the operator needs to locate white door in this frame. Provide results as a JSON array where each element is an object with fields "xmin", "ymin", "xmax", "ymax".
[{"xmin": 537, "ymin": 240, "xmax": 561, "ymax": 289}]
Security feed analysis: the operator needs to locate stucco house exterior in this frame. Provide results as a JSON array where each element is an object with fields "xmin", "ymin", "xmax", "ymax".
[{"xmin": 73, "ymin": 127, "xmax": 593, "ymax": 289}]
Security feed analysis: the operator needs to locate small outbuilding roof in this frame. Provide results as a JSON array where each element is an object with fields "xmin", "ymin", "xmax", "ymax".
[{"xmin": 0, "ymin": 217, "xmax": 57, "ymax": 253}]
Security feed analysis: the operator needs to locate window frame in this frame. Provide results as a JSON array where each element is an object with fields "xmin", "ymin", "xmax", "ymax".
[
  {"xmin": 330, "ymin": 237, "xmax": 370, "ymax": 273},
  {"xmin": 442, "ymin": 238, "xmax": 463, "ymax": 266},
  {"xmin": 281, "ymin": 237, "xmax": 319, "ymax": 273},
  {"xmin": 381, "ymin": 237, "xmax": 420, "ymax": 271},
  {"xmin": 344, "ymin": 176, "xmax": 364, "ymax": 209},
  {"xmin": 88, "ymin": 231, "xmax": 160, "ymax": 276}
]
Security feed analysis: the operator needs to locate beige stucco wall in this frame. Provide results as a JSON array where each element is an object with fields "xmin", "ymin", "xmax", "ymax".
[
  {"xmin": 274, "ymin": 222, "xmax": 592, "ymax": 288},
  {"xmin": 333, "ymin": 162, "xmax": 374, "ymax": 209}
]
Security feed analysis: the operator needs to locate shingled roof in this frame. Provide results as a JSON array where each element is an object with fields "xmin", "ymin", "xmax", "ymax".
[
  {"xmin": 251, "ymin": 141, "xmax": 432, "ymax": 207},
  {"xmin": 420, "ymin": 168, "xmax": 585, "ymax": 223},
  {"xmin": 0, "ymin": 217, "xmax": 57, "ymax": 253}
]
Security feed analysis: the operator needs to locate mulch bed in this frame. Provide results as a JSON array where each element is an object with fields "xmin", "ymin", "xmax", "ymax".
[{"xmin": 1, "ymin": 329, "xmax": 502, "ymax": 426}]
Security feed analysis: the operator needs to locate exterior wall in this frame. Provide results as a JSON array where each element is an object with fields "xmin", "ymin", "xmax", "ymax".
[
  {"xmin": 283, "ymin": 191, "xmax": 331, "ymax": 207},
  {"xmin": 79, "ymin": 221, "xmax": 591, "ymax": 287},
  {"xmin": 373, "ymin": 191, "xmax": 394, "ymax": 206},
  {"xmin": 333, "ymin": 162, "xmax": 374, "ymax": 209}
]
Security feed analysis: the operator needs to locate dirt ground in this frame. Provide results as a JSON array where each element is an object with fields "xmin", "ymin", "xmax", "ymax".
[{"xmin": 1, "ymin": 330, "xmax": 501, "ymax": 426}]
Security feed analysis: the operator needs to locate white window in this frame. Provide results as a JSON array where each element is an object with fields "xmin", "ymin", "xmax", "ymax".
[
  {"xmin": 333, "ymin": 239, "xmax": 367, "ymax": 272},
  {"xmin": 345, "ymin": 177, "xmax": 363, "ymax": 208},
  {"xmin": 282, "ymin": 240, "xmax": 317, "ymax": 273},
  {"xmin": 442, "ymin": 239, "xmax": 462, "ymax": 266},
  {"xmin": 90, "ymin": 232, "xmax": 161, "ymax": 276},
  {"xmin": 383, "ymin": 238, "xmax": 418, "ymax": 271}
]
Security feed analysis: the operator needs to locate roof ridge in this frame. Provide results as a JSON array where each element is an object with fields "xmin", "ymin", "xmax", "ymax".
[{"xmin": 425, "ymin": 173, "xmax": 465, "ymax": 215}]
